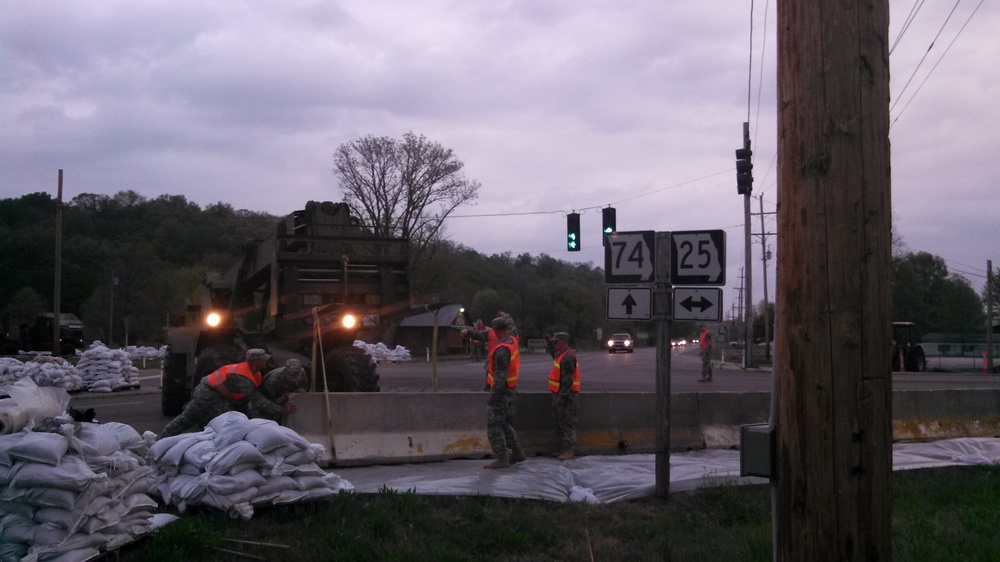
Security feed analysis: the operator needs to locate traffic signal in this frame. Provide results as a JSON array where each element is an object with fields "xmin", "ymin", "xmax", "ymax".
[
  {"xmin": 601, "ymin": 207, "xmax": 616, "ymax": 246},
  {"xmin": 736, "ymin": 145, "xmax": 753, "ymax": 195},
  {"xmin": 566, "ymin": 212, "xmax": 581, "ymax": 251}
]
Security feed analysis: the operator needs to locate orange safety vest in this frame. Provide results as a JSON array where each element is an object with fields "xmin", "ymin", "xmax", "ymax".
[
  {"xmin": 487, "ymin": 340, "xmax": 520, "ymax": 388},
  {"xmin": 207, "ymin": 362, "xmax": 262, "ymax": 402},
  {"xmin": 548, "ymin": 349, "xmax": 581, "ymax": 393},
  {"xmin": 486, "ymin": 331, "xmax": 519, "ymax": 385}
]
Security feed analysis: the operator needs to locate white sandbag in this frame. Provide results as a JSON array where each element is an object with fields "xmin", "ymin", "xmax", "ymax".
[
  {"xmin": 5, "ymin": 432, "xmax": 70, "ymax": 466},
  {"xmin": 8, "ymin": 456, "xmax": 105, "ymax": 492},
  {"xmin": 204, "ymin": 471, "xmax": 267, "ymax": 496},
  {"xmin": 204, "ymin": 441, "xmax": 265, "ymax": 475}
]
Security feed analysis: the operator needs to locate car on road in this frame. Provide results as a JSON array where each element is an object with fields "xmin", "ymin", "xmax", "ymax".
[{"xmin": 607, "ymin": 333, "xmax": 634, "ymax": 353}]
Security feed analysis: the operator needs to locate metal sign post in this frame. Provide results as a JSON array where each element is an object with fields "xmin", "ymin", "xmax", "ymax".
[{"xmin": 653, "ymin": 232, "xmax": 672, "ymax": 497}]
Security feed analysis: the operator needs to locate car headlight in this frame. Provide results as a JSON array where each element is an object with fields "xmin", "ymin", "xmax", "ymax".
[
  {"xmin": 625, "ymin": 340, "xmax": 631, "ymax": 346},
  {"xmin": 607, "ymin": 339, "xmax": 614, "ymax": 347}
]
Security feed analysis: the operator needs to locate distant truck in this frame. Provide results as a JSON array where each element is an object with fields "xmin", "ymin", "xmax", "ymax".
[
  {"xmin": 0, "ymin": 313, "xmax": 85, "ymax": 356},
  {"xmin": 160, "ymin": 201, "xmax": 411, "ymax": 415}
]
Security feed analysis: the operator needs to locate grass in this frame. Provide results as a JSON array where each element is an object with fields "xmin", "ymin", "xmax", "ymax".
[{"xmin": 116, "ymin": 464, "xmax": 998, "ymax": 562}]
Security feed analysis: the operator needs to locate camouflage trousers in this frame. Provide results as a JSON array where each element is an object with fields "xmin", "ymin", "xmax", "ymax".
[
  {"xmin": 486, "ymin": 388, "xmax": 520, "ymax": 456},
  {"xmin": 701, "ymin": 348, "xmax": 713, "ymax": 379},
  {"xmin": 553, "ymin": 394, "xmax": 579, "ymax": 450},
  {"xmin": 159, "ymin": 383, "xmax": 242, "ymax": 438}
]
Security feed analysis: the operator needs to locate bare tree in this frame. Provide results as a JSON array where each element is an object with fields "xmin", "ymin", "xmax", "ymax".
[{"xmin": 333, "ymin": 132, "xmax": 480, "ymax": 257}]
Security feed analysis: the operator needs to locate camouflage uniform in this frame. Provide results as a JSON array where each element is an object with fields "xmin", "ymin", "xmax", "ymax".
[
  {"xmin": 159, "ymin": 360, "xmax": 282, "ymax": 438},
  {"xmin": 552, "ymin": 347, "xmax": 579, "ymax": 452},
  {"xmin": 255, "ymin": 359, "xmax": 309, "ymax": 421},
  {"xmin": 467, "ymin": 313, "xmax": 517, "ymax": 391},
  {"xmin": 487, "ymin": 335, "xmax": 521, "ymax": 458}
]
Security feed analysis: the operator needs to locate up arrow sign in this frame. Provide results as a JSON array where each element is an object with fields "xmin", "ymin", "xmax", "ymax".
[{"xmin": 607, "ymin": 287, "xmax": 651, "ymax": 320}]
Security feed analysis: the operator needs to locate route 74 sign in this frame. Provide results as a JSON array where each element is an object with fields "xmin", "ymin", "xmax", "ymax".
[
  {"xmin": 669, "ymin": 230, "xmax": 726, "ymax": 285},
  {"xmin": 604, "ymin": 230, "xmax": 655, "ymax": 284}
]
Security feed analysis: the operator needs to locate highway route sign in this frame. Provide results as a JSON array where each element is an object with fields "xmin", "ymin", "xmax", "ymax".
[
  {"xmin": 672, "ymin": 288, "xmax": 723, "ymax": 321},
  {"xmin": 607, "ymin": 286, "xmax": 652, "ymax": 320},
  {"xmin": 605, "ymin": 230, "xmax": 655, "ymax": 284},
  {"xmin": 669, "ymin": 230, "xmax": 726, "ymax": 285}
]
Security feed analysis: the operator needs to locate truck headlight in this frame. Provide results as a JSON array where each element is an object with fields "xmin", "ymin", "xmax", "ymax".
[
  {"xmin": 206, "ymin": 312, "xmax": 222, "ymax": 327},
  {"xmin": 341, "ymin": 314, "xmax": 357, "ymax": 329}
]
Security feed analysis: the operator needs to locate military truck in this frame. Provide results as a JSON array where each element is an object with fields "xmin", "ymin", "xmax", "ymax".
[
  {"xmin": 160, "ymin": 201, "xmax": 410, "ymax": 415},
  {"xmin": 0, "ymin": 313, "xmax": 85, "ymax": 356},
  {"xmin": 891, "ymin": 321, "xmax": 927, "ymax": 372}
]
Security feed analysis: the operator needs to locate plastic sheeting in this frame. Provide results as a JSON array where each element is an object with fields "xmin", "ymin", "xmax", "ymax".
[
  {"xmin": 0, "ymin": 378, "xmax": 70, "ymax": 435},
  {"xmin": 333, "ymin": 438, "xmax": 1000, "ymax": 504}
]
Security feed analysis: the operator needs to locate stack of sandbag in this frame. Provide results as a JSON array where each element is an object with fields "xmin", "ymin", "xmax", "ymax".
[
  {"xmin": 148, "ymin": 412, "xmax": 353, "ymax": 520},
  {"xmin": 20, "ymin": 356, "xmax": 85, "ymax": 393},
  {"xmin": 356, "ymin": 341, "xmax": 412, "ymax": 362},
  {"xmin": 0, "ymin": 421, "xmax": 158, "ymax": 562},
  {"xmin": 0, "ymin": 358, "xmax": 26, "ymax": 386},
  {"xmin": 0, "ymin": 378, "xmax": 69, "ymax": 436},
  {"xmin": 75, "ymin": 344, "xmax": 140, "ymax": 392},
  {"xmin": 124, "ymin": 345, "xmax": 167, "ymax": 362}
]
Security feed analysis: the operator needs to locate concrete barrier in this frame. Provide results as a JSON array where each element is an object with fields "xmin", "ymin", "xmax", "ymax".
[{"xmin": 286, "ymin": 389, "xmax": 999, "ymax": 467}]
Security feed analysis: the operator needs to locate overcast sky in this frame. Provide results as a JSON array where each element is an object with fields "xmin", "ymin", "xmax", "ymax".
[{"xmin": 2, "ymin": 1, "xmax": 997, "ymax": 317}]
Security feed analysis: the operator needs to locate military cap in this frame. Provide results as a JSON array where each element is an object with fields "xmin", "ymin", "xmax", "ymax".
[
  {"xmin": 284, "ymin": 358, "xmax": 304, "ymax": 373},
  {"xmin": 246, "ymin": 348, "xmax": 271, "ymax": 361},
  {"xmin": 551, "ymin": 332, "xmax": 570, "ymax": 342},
  {"xmin": 491, "ymin": 316, "xmax": 509, "ymax": 330}
]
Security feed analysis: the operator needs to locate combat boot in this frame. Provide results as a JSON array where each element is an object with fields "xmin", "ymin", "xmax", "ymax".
[
  {"xmin": 510, "ymin": 444, "xmax": 527, "ymax": 464},
  {"xmin": 484, "ymin": 453, "xmax": 510, "ymax": 469},
  {"xmin": 556, "ymin": 449, "xmax": 574, "ymax": 461}
]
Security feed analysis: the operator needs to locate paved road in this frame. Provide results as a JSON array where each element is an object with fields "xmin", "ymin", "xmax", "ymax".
[{"xmin": 68, "ymin": 344, "xmax": 999, "ymax": 435}]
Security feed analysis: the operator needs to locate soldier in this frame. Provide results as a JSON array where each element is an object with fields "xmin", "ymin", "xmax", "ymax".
[
  {"xmin": 548, "ymin": 332, "xmax": 580, "ymax": 460},
  {"xmin": 159, "ymin": 348, "xmax": 296, "ymax": 438},
  {"xmin": 484, "ymin": 315, "xmax": 526, "ymax": 469},
  {"xmin": 256, "ymin": 358, "xmax": 309, "ymax": 421},
  {"xmin": 463, "ymin": 311, "xmax": 518, "ymax": 391}
]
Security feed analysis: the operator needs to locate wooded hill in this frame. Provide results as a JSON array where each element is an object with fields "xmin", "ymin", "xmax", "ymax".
[{"xmin": 1, "ymin": 191, "xmax": 988, "ymax": 349}]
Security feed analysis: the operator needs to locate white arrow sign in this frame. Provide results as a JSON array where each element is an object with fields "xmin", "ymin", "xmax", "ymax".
[
  {"xmin": 607, "ymin": 287, "xmax": 652, "ymax": 320},
  {"xmin": 672, "ymin": 288, "xmax": 723, "ymax": 321}
]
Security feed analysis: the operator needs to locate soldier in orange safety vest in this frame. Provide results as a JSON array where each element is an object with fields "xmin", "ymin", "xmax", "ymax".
[
  {"xmin": 463, "ymin": 311, "xmax": 518, "ymax": 391},
  {"xmin": 483, "ymin": 315, "xmax": 526, "ymax": 469},
  {"xmin": 548, "ymin": 332, "xmax": 580, "ymax": 460},
  {"xmin": 159, "ymin": 348, "xmax": 295, "ymax": 438}
]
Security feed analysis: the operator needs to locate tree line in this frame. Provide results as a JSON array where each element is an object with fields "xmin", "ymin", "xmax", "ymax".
[
  {"xmin": 1, "ymin": 191, "xmax": 993, "ymax": 351},
  {"xmin": 0, "ymin": 191, "xmax": 653, "ymax": 349}
]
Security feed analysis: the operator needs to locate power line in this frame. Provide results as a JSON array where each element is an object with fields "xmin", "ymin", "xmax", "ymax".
[
  {"xmin": 449, "ymin": 169, "xmax": 732, "ymax": 219},
  {"xmin": 889, "ymin": 0, "xmax": 963, "ymax": 115},
  {"xmin": 890, "ymin": 0, "xmax": 928, "ymax": 55},
  {"xmin": 892, "ymin": 0, "xmax": 986, "ymax": 126}
]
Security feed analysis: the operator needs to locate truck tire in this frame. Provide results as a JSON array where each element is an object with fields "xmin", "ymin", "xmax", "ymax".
[
  {"xmin": 322, "ymin": 346, "xmax": 380, "ymax": 392},
  {"xmin": 161, "ymin": 350, "xmax": 190, "ymax": 416}
]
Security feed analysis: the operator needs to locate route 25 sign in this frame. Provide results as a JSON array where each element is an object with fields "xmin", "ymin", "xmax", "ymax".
[{"xmin": 670, "ymin": 230, "xmax": 726, "ymax": 286}]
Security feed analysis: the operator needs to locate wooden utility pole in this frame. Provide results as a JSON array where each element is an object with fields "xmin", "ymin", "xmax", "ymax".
[
  {"xmin": 52, "ymin": 170, "xmax": 63, "ymax": 355},
  {"xmin": 775, "ymin": 1, "xmax": 892, "ymax": 560}
]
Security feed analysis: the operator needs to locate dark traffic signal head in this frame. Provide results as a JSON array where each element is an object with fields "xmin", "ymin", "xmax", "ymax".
[
  {"xmin": 736, "ymin": 146, "xmax": 753, "ymax": 195},
  {"xmin": 566, "ymin": 212, "xmax": 581, "ymax": 251}
]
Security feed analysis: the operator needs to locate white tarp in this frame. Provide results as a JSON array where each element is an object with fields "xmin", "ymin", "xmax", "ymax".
[{"xmin": 332, "ymin": 437, "xmax": 1000, "ymax": 504}]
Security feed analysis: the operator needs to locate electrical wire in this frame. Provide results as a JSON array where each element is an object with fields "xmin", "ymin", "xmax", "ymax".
[
  {"xmin": 889, "ymin": 0, "xmax": 963, "ymax": 115},
  {"xmin": 892, "ymin": 0, "xmax": 986, "ymax": 127},
  {"xmin": 890, "ymin": 0, "xmax": 927, "ymax": 55}
]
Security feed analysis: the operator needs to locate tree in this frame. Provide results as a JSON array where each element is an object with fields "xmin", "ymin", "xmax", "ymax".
[
  {"xmin": 2, "ymin": 287, "xmax": 47, "ymax": 332},
  {"xmin": 333, "ymin": 132, "xmax": 480, "ymax": 259},
  {"xmin": 892, "ymin": 251, "xmax": 985, "ymax": 337}
]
